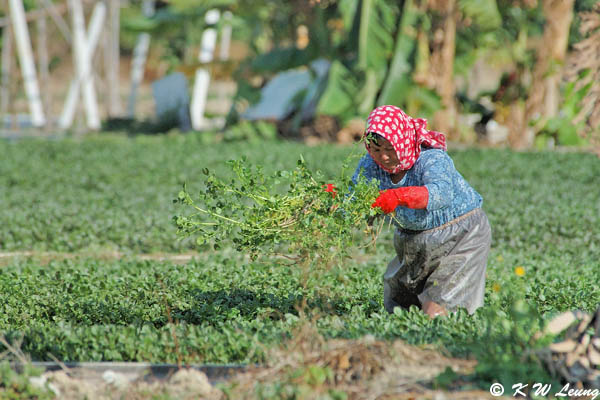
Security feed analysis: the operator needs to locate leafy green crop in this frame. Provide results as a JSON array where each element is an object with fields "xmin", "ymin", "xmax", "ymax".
[
  {"xmin": 174, "ymin": 156, "xmax": 381, "ymax": 268},
  {"xmin": 0, "ymin": 135, "xmax": 599, "ymax": 392}
]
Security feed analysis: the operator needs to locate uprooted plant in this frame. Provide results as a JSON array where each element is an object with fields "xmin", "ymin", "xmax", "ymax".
[{"xmin": 173, "ymin": 155, "xmax": 383, "ymax": 276}]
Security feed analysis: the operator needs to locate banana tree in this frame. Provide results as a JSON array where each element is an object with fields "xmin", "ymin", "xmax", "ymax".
[
  {"xmin": 229, "ymin": 0, "xmax": 584, "ymax": 149},
  {"xmin": 511, "ymin": 0, "xmax": 576, "ymax": 149},
  {"xmin": 316, "ymin": 0, "xmax": 449, "ymax": 126},
  {"xmin": 316, "ymin": 0, "xmax": 407, "ymax": 123},
  {"xmin": 286, "ymin": 0, "xmax": 512, "ymax": 130}
]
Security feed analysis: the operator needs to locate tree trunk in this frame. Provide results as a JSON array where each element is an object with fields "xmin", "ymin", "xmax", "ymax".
[
  {"xmin": 427, "ymin": 0, "xmax": 458, "ymax": 138},
  {"xmin": 509, "ymin": 0, "xmax": 575, "ymax": 149},
  {"xmin": 565, "ymin": 4, "xmax": 600, "ymax": 154}
]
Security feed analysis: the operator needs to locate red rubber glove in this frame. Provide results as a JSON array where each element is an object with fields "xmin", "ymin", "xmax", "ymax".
[
  {"xmin": 323, "ymin": 183, "xmax": 337, "ymax": 198},
  {"xmin": 371, "ymin": 186, "xmax": 429, "ymax": 213}
]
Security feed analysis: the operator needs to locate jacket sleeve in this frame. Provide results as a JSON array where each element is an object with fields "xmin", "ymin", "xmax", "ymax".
[{"xmin": 420, "ymin": 151, "xmax": 454, "ymax": 211}]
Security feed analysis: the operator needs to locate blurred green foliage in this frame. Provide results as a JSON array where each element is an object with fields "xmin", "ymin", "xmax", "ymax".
[{"xmin": 536, "ymin": 69, "xmax": 593, "ymax": 149}]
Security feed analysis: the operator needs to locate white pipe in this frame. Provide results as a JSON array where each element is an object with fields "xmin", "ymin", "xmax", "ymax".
[
  {"xmin": 190, "ymin": 9, "xmax": 220, "ymax": 130},
  {"xmin": 9, "ymin": 0, "xmax": 46, "ymax": 126},
  {"xmin": 190, "ymin": 69, "xmax": 210, "ymax": 130},
  {"xmin": 59, "ymin": 0, "xmax": 105, "ymax": 130},
  {"xmin": 198, "ymin": 28, "xmax": 218, "ymax": 64}
]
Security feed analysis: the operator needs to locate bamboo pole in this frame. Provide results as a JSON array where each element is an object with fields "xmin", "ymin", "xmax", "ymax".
[
  {"xmin": 105, "ymin": 0, "xmax": 122, "ymax": 117},
  {"xmin": 59, "ymin": 0, "xmax": 105, "ymax": 130},
  {"xmin": 39, "ymin": 0, "xmax": 71, "ymax": 44},
  {"xmin": 0, "ymin": 1, "xmax": 68, "ymax": 28},
  {"xmin": 8, "ymin": 0, "xmax": 46, "ymax": 127}
]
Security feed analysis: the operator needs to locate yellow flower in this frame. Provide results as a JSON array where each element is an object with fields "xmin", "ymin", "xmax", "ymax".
[
  {"xmin": 492, "ymin": 283, "xmax": 501, "ymax": 293},
  {"xmin": 514, "ymin": 266, "xmax": 525, "ymax": 277}
]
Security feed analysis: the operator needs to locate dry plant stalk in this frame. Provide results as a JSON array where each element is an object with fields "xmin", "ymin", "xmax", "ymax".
[{"xmin": 227, "ymin": 321, "xmax": 476, "ymax": 399}]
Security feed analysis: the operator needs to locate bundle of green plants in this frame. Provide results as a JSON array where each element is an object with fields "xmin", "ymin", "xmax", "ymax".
[{"xmin": 174, "ymin": 155, "xmax": 382, "ymax": 271}]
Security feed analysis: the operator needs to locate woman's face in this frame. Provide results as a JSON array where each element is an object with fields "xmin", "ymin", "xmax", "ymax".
[{"xmin": 367, "ymin": 136, "xmax": 401, "ymax": 171}]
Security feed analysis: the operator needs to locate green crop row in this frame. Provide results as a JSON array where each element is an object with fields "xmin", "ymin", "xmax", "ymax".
[
  {"xmin": 0, "ymin": 135, "xmax": 353, "ymax": 253},
  {"xmin": 1, "ymin": 134, "xmax": 598, "ymax": 260}
]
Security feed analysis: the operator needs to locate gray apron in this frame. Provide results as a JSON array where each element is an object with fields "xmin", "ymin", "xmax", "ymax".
[{"xmin": 383, "ymin": 208, "xmax": 492, "ymax": 314}]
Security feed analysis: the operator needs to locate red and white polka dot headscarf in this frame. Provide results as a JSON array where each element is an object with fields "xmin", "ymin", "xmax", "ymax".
[{"xmin": 365, "ymin": 105, "xmax": 447, "ymax": 173}]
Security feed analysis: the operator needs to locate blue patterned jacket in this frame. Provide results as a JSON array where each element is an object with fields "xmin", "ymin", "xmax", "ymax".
[{"xmin": 352, "ymin": 148, "xmax": 483, "ymax": 231}]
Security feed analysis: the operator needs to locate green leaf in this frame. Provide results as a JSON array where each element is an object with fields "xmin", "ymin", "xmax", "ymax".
[
  {"xmin": 358, "ymin": 69, "xmax": 379, "ymax": 114},
  {"xmin": 458, "ymin": 0, "xmax": 501, "ymax": 30},
  {"xmin": 121, "ymin": 15, "xmax": 159, "ymax": 32},
  {"xmin": 358, "ymin": 0, "xmax": 399, "ymax": 73},
  {"xmin": 316, "ymin": 61, "xmax": 359, "ymax": 121},
  {"xmin": 338, "ymin": 0, "xmax": 360, "ymax": 33}
]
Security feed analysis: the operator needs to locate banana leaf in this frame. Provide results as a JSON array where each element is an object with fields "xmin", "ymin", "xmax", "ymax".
[
  {"xmin": 377, "ymin": 0, "xmax": 419, "ymax": 106},
  {"xmin": 349, "ymin": 0, "xmax": 401, "ymax": 114},
  {"xmin": 358, "ymin": 0, "xmax": 398, "ymax": 72},
  {"xmin": 316, "ymin": 60, "xmax": 360, "ymax": 123}
]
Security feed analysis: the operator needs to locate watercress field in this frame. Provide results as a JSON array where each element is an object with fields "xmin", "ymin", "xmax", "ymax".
[{"xmin": 1, "ymin": 134, "xmax": 599, "ymax": 386}]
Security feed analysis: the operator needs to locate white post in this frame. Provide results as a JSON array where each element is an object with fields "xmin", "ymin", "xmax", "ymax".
[
  {"xmin": 127, "ymin": 0, "xmax": 155, "ymax": 118},
  {"xmin": 59, "ymin": 0, "xmax": 105, "ymax": 130},
  {"xmin": 8, "ymin": 0, "xmax": 46, "ymax": 127},
  {"xmin": 190, "ymin": 9, "xmax": 220, "ymax": 131},
  {"xmin": 219, "ymin": 11, "xmax": 232, "ymax": 61}
]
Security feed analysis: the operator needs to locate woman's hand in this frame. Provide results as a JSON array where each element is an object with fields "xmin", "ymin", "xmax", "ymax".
[{"xmin": 371, "ymin": 186, "xmax": 429, "ymax": 213}]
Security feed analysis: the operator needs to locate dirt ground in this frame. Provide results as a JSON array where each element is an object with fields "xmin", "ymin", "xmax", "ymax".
[{"xmin": 22, "ymin": 334, "xmax": 495, "ymax": 400}]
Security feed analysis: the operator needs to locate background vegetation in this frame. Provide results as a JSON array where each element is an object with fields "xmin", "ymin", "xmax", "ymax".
[
  {"xmin": 2, "ymin": 0, "xmax": 599, "ymax": 149},
  {"xmin": 118, "ymin": 0, "xmax": 600, "ymax": 149}
]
